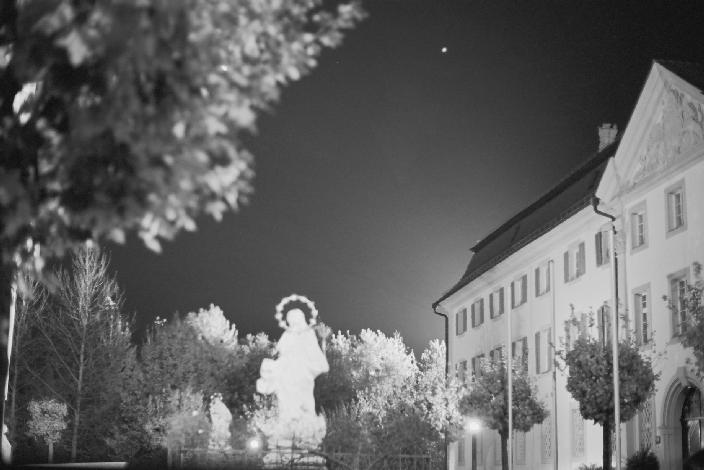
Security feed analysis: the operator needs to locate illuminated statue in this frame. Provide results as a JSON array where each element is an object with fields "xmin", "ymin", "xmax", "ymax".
[{"xmin": 256, "ymin": 295, "xmax": 329, "ymax": 449}]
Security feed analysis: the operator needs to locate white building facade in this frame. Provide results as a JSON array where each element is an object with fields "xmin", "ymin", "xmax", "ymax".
[{"xmin": 433, "ymin": 61, "xmax": 704, "ymax": 470}]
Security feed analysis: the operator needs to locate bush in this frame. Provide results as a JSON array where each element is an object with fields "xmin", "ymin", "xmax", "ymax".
[
  {"xmin": 127, "ymin": 447, "xmax": 167, "ymax": 470},
  {"xmin": 626, "ymin": 448, "xmax": 659, "ymax": 470}
]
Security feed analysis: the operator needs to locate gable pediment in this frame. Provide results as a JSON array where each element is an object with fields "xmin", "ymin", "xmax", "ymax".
[
  {"xmin": 630, "ymin": 79, "xmax": 704, "ymax": 186},
  {"xmin": 597, "ymin": 62, "xmax": 704, "ymax": 203}
]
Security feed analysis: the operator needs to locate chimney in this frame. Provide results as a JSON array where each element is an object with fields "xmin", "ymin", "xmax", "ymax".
[{"xmin": 598, "ymin": 123, "xmax": 618, "ymax": 151}]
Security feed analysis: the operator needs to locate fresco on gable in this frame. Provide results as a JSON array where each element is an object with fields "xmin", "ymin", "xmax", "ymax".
[{"xmin": 631, "ymin": 82, "xmax": 704, "ymax": 186}]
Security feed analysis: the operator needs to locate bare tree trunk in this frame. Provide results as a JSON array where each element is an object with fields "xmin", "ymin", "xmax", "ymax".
[
  {"xmin": 71, "ymin": 331, "xmax": 86, "ymax": 461},
  {"xmin": 602, "ymin": 419, "xmax": 612, "ymax": 470},
  {"xmin": 500, "ymin": 430, "xmax": 509, "ymax": 470},
  {"xmin": 48, "ymin": 441, "xmax": 54, "ymax": 463}
]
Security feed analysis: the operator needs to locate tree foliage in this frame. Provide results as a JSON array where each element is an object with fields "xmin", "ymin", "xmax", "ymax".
[
  {"xmin": 27, "ymin": 398, "xmax": 68, "ymax": 462},
  {"xmin": 0, "ymin": 0, "xmax": 363, "ymax": 444},
  {"xmin": 459, "ymin": 357, "xmax": 547, "ymax": 470},
  {"xmin": 27, "ymin": 398, "xmax": 68, "ymax": 445},
  {"xmin": 310, "ymin": 331, "xmax": 462, "ymax": 465},
  {"xmin": 676, "ymin": 262, "xmax": 704, "ymax": 376},
  {"xmin": 0, "ymin": 0, "xmax": 365, "ymax": 266},
  {"xmin": 559, "ymin": 311, "xmax": 658, "ymax": 470}
]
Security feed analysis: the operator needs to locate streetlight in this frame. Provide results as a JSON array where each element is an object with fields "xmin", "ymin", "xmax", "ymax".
[
  {"xmin": 247, "ymin": 436, "xmax": 263, "ymax": 453},
  {"xmin": 464, "ymin": 417, "xmax": 482, "ymax": 434}
]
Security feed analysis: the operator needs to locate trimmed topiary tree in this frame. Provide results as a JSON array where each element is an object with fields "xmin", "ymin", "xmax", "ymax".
[
  {"xmin": 459, "ymin": 357, "xmax": 547, "ymax": 470},
  {"xmin": 27, "ymin": 398, "xmax": 68, "ymax": 463},
  {"xmin": 560, "ymin": 310, "xmax": 658, "ymax": 470}
]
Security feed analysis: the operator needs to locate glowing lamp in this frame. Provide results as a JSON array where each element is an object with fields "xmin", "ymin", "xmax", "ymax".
[
  {"xmin": 464, "ymin": 418, "xmax": 482, "ymax": 433},
  {"xmin": 247, "ymin": 436, "xmax": 262, "ymax": 452}
]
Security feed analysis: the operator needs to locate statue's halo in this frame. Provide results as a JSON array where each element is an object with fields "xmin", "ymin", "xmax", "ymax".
[{"xmin": 275, "ymin": 294, "xmax": 318, "ymax": 330}]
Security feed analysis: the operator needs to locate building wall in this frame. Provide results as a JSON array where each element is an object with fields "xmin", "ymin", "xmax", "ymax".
[
  {"xmin": 611, "ymin": 149, "xmax": 704, "ymax": 469},
  {"xmin": 444, "ymin": 206, "xmax": 619, "ymax": 470},
  {"xmin": 444, "ymin": 152, "xmax": 703, "ymax": 470},
  {"xmin": 441, "ymin": 64, "xmax": 704, "ymax": 470}
]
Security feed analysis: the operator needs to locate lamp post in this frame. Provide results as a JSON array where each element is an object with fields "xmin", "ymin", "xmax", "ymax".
[{"xmin": 506, "ymin": 295, "xmax": 513, "ymax": 470}]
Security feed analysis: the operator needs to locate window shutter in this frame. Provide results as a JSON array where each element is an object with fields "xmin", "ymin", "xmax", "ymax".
[
  {"xmin": 511, "ymin": 281, "xmax": 515, "ymax": 308},
  {"xmin": 547, "ymin": 328, "xmax": 553, "ymax": 371},
  {"xmin": 499, "ymin": 288, "xmax": 504, "ymax": 314},
  {"xmin": 521, "ymin": 275, "xmax": 527, "ymax": 303},
  {"xmin": 456, "ymin": 312, "xmax": 460, "ymax": 335},
  {"xmin": 535, "ymin": 267, "xmax": 540, "ymax": 296},
  {"xmin": 564, "ymin": 251, "xmax": 570, "ymax": 282},
  {"xmin": 489, "ymin": 293, "xmax": 494, "ymax": 318},
  {"xmin": 479, "ymin": 299, "xmax": 484, "ymax": 324},
  {"xmin": 577, "ymin": 242, "xmax": 586, "ymax": 276},
  {"xmin": 471, "ymin": 305, "xmax": 475, "ymax": 329},
  {"xmin": 546, "ymin": 264, "xmax": 551, "ymax": 291},
  {"xmin": 595, "ymin": 232, "xmax": 603, "ymax": 266},
  {"xmin": 522, "ymin": 337, "xmax": 528, "ymax": 358},
  {"xmin": 463, "ymin": 309, "xmax": 467, "ymax": 332},
  {"xmin": 535, "ymin": 331, "xmax": 541, "ymax": 374}
]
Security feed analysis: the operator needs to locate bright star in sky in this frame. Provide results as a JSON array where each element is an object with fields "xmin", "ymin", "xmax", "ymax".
[{"xmin": 441, "ymin": 46, "xmax": 448, "ymax": 54}]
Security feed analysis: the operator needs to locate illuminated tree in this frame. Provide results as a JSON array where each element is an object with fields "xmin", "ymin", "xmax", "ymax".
[
  {"xmin": 0, "ymin": 0, "xmax": 364, "ymax": 433},
  {"xmin": 560, "ymin": 311, "xmax": 658, "ymax": 470},
  {"xmin": 314, "ymin": 333, "xmax": 462, "ymax": 466},
  {"xmin": 459, "ymin": 358, "xmax": 547, "ymax": 470}
]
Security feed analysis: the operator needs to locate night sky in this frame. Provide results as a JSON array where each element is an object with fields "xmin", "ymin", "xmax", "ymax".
[{"xmin": 109, "ymin": 1, "xmax": 704, "ymax": 355}]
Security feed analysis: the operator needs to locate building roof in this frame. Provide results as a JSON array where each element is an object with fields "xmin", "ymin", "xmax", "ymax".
[
  {"xmin": 432, "ymin": 59, "xmax": 704, "ymax": 311},
  {"xmin": 433, "ymin": 141, "xmax": 617, "ymax": 308}
]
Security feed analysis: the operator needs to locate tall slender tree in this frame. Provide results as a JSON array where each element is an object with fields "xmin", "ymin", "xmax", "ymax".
[
  {"xmin": 29, "ymin": 247, "xmax": 132, "ymax": 461},
  {"xmin": 7, "ymin": 274, "xmax": 46, "ymax": 443}
]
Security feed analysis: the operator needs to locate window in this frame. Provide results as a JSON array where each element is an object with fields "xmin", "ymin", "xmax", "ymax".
[
  {"xmin": 563, "ymin": 242, "xmax": 586, "ymax": 282},
  {"xmin": 630, "ymin": 201, "xmax": 648, "ymax": 250},
  {"xmin": 595, "ymin": 228, "xmax": 611, "ymax": 266},
  {"xmin": 457, "ymin": 360, "xmax": 468, "ymax": 384},
  {"xmin": 665, "ymin": 181, "xmax": 686, "ymax": 234},
  {"xmin": 471, "ymin": 354, "xmax": 485, "ymax": 378},
  {"xmin": 634, "ymin": 286, "xmax": 651, "ymax": 345},
  {"xmin": 511, "ymin": 337, "xmax": 528, "ymax": 371},
  {"xmin": 541, "ymin": 411, "xmax": 553, "ymax": 463},
  {"xmin": 457, "ymin": 437, "xmax": 465, "ymax": 466},
  {"xmin": 511, "ymin": 274, "xmax": 527, "ymax": 308},
  {"xmin": 489, "ymin": 287, "xmax": 505, "ymax": 318},
  {"xmin": 535, "ymin": 327, "xmax": 553, "ymax": 374},
  {"xmin": 597, "ymin": 304, "xmax": 612, "ymax": 347},
  {"xmin": 471, "ymin": 299, "xmax": 485, "ymax": 328},
  {"xmin": 535, "ymin": 262, "xmax": 551, "ymax": 297},
  {"xmin": 489, "ymin": 345, "xmax": 504, "ymax": 363},
  {"xmin": 571, "ymin": 408, "xmax": 585, "ymax": 458},
  {"xmin": 670, "ymin": 270, "xmax": 689, "ymax": 336},
  {"xmin": 564, "ymin": 307, "xmax": 587, "ymax": 351},
  {"xmin": 455, "ymin": 308, "xmax": 468, "ymax": 335}
]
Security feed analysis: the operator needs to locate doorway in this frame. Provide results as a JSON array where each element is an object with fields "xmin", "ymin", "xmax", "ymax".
[{"xmin": 682, "ymin": 386, "xmax": 703, "ymax": 465}]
